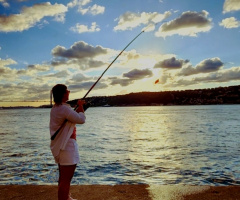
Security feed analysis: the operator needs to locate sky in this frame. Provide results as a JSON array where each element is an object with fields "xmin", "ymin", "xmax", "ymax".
[{"xmin": 0, "ymin": 0, "xmax": 240, "ymax": 106}]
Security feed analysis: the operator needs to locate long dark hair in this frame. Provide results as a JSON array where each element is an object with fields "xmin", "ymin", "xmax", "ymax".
[{"xmin": 52, "ymin": 84, "xmax": 67, "ymax": 104}]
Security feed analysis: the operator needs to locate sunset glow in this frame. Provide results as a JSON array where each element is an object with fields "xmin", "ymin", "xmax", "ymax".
[{"xmin": 0, "ymin": 0, "xmax": 240, "ymax": 106}]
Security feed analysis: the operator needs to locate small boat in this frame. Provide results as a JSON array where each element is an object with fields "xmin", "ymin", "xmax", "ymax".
[{"xmin": 103, "ymin": 104, "xmax": 111, "ymax": 107}]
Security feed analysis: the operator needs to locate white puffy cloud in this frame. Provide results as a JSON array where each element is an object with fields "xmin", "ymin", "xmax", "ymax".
[
  {"xmin": 219, "ymin": 17, "xmax": 240, "ymax": 28},
  {"xmin": 114, "ymin": 11, "xmax": 171, "ymax": 31},
  {"xmin": 154, "ymin": 57, "xmax": 189, "ymax": 69},
  {"xmin": 45, "ymin": 70, "xmax": 70, "ymax": 78},
  {"xmin": 123, "ymin": 68, "xmax": 153, "ymax": 80},
  {"xmin": 110, "ymin": 78, "xmax": 134, "ymax": 87},
  {"xmin": 27, "ymin": 64, "xmax": 50, "ymax": 72},
  {"xmin": 178, "ymin": 57, "xmax": 224, "ymax": 76},
  {"xmin": 70, "ymin": 22, "xmax": 100, "ymax": 33},
  {"xmin": 51, "ymin": 41, "xmax": 108, "ymax": 59},
  {"xmin": 68, "ymin": 81, "xmax": 108, "ymax": 92},
  {"xmin": 0, "ymin": 81, "xmax": 52, "ymax": 102},
  {"xmin": 193, "ymin": 67, "xmax": 240, "ymax": 83},
  {"xmin": 86, "ymin": 4, "xmax": 105, "ymax": 15},
  {"xmin": 0, "ymin": 58, "xmax": 17, "ymax": 68},
  {"xmin": 0, "ymin": 57, "xmax": 53, "ymax": 85},
  {"xmin": 0, "ymin": 2, "xmax": 68, "ymax": 32},
  {"xmin": 67, "ymin": 0, "xmax": 105, "ymax": 15},
  {"xmin": 69, "ymin": 73, "xmax": 91, "ymax": 82},
  {"xmin": 68, "ymin": 0, "xmax": 91, "ymax": 7},
  {"xmin": 110, "ymin": 68, "xmax": 153, "ymax": 87},
  {"xmin": 223, "ymin": 0, "xmax": 240, "ymax": 13},
  {"xmin": 51, "ymin": 58, "xmax": 106, "ymax": 71},
  {"xmin": 51, "ymin": 41, "xmax": 110, "ymax": 71},
  {"xmin": 163, "ymin": 66, "xmax": 240, "ymax": 89},
  {"xmin": 155, "ymin": 10, "xmax": 212, "ymax": 37},
  {"xmin": 0, "ymin": 0, "xmax": 9, "ymax": 7},
  {"xmin": 0, "ymin": 58, "xmax": 18, "ymax": 79}
]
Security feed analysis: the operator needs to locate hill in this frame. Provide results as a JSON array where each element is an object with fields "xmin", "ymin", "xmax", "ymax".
[{"xmin": 67, "ymin": 85, "xmax": 240, "ymax": 107}]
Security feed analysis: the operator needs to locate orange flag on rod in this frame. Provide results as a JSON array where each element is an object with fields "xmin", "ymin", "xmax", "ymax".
[{"xmin": 155, "ymin": 79, "xmax": 159, "ymax": 84}]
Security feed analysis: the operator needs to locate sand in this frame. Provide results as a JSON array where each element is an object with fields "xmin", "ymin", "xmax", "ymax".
[{"xmin": 0, "ymin": 185, "xmax": 239, "ymax": 200}]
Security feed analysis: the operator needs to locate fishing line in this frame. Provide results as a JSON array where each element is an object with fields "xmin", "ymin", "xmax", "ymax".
[
  {"xmin": 74, "ymin": 21, "xmax": 163, "ymax": 110},
  {"xmin": 51, "ymin": 21, "xmax": 164, "ymax": 140}
]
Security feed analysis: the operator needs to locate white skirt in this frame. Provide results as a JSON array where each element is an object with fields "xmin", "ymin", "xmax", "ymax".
[{"xmin": 54, "ymin": 139, "xmax": 80, "ymax": 165}]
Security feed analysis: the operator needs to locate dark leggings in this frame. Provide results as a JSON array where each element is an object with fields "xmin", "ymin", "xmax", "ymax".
[{"xmin": 58, "ymin": 164, "xmax": 76, "ymax": 200}]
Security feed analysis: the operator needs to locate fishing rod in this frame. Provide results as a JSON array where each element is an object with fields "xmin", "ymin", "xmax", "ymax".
[
  {"xmin": 51, "ymin": 25, "xmax": 153, "ymax": 140},
  {"xmin": 74, "ymin": 30, "xmax": 145, "ymax": 111}
]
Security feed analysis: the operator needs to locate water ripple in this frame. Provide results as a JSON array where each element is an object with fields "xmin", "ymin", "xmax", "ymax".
[{"xmin": 0, "ymin": 106, "xmax": 240, "ymax": 185}]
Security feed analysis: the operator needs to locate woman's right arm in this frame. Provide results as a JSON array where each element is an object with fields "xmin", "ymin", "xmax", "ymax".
[
  {"xmin": 65, "ymin": 101, "xmax": 86, "ymax": 124},
  {"xmin": 66, "ymin": 110, "xmax": 86, "ymax": 124}
]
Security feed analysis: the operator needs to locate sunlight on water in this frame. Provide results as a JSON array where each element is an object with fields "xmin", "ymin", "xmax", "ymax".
[{"xmin": 0, "ymin": 105, "xmax": 240, "ymax": 185}]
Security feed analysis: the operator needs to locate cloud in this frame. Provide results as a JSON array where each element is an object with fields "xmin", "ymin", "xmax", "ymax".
[
  {"xmin": 109, "ymin": 68, "xmax": 153, "ymax": 87},
  {"xmin": 0, "ymin": 58, "xmax": 17, "ymax": 68},
  {"xmin": 0, "ymin": 58, "xmax": 53, "ymax": 84},
  {"xmin": 193, "ymin": 67, "xmax": 240, "ymax": 83},
  {"xmin": 85, "ymin": 4, "xmax": 105, "ymax": 15},
  {"xmin": 212, "ymin": 67, "xmax": 240, "ymax": 82},
  {"xmin": 219, "ymin": 17, "xmax": 240, "ymax": 28},
  {"xmin": 0, "ymin": 82, "xmax": 51, "ymax": 101},
  {"xmin": 0, "ymin": 58, "xmax": 18, "ymax": 79},
  {"xmin": 15, "ymin": 63, "xmax": 51, "ymax": 77},
  {"xmin": 125, "ymin": 50, "xmax": 140, "ymax": 60},
  {"xmin": 0, "ymin": 0, "xmax": 9, "ymax": 7},
  {"xmin": 68, "ymin": 0, "xmax": 105, "ymax": 15},
  {"xmin": 27, "ymin": 64, "xmax": 50, "ymax": 71},
  {"xmin": 70, "ymin": 22, "xmax": 100, "ymax": 33},
  {"xmin": 165, "ymin": 66, "xmax": 240, "ymax": 88},
  {"xmin": 52, "ymin": 58, "xmax": 106, "ymax": 71},
  {"xmin": 110, "ymin": 78, "xmax": 134, "ymax": 87},
  {"xmin": 155, "ymin": 10, "xmax": 212, "ymax": 37},
  {"xmin": 195, "ymin": 58, "xmax": 224, "ymax": 72},
  {"xmin": 0, "ymin": 2, "xmax": 68, "ymax": 32},
  {"xmin": 68, "ymin": 81, "xmax": 108, "ymax": 92},
  {"xmin": 45, "ymin": 70, "xmax": 70, "ymax": 78},
  {"xmin": 68, "ymin": 73, "xmax": 92, "ymax": 83},
  {"xmin": 114, "ymin": 11, "xmax": 171, "ymax": 31},
  {"xmin": 80, "ymin": 59, "xmax": 106, "ymax": 70},
  {"xmin": 178, "ymin": 57, "xmax": 224, "ymax": 76},
  {"xmin": 68, "ymin": 0, "xmax": 91, "ymax": 7},
  {"xmin": 8, "ymin": 81, "xmax": 51, "ymax": 101},
  {"xmin": 51, "ymin": 41, "xmax": 112, "ymax": 71},
  {"xmin": 223, "ymin": 0, "xmax": 240, "ymax": 13},
  {"xmin": 154, "ymin": 57, "xmax": 189, "ymax": 69},
  {"xmin": 51, "ymin": 41, "xmax": 108, "ymax": 59},
  {"xmin": 123, "ymin": 68, "xmax": 153, "ymax": 80}
]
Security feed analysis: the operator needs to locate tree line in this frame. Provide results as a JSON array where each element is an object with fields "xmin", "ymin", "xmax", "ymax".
[{"xmin": 68, "ymin": 85, "xmax": 240, "ymax": 107}]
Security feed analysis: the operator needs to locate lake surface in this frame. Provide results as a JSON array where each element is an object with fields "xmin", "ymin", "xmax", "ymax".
[{"xmin": 0, "ymin": 105, "xmax": 240, "ymax": 185}]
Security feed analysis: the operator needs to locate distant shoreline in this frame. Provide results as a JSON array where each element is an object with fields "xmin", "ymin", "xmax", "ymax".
[
  {"xmin": 1, "ymin": 85, "xmax": 240, "ymax": 109},
  {"xmin": 1, "ymin": 103, "xmax": 240, "ymax": 109}
]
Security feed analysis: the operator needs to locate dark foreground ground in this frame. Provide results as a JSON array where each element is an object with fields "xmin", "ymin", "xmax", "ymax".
[{"xmin": 0, "ymin": 185, "xmax": 240, "ymax": 200}]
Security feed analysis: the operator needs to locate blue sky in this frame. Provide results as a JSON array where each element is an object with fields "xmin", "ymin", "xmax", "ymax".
[{"xmin": 0, "ymin": 0, "xmax": 240, "ymax": 106}]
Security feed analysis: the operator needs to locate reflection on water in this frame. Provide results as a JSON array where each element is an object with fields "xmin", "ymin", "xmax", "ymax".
[{"xmin": 0, "ymin": 105, "xmax": 240, "ymax": 185}]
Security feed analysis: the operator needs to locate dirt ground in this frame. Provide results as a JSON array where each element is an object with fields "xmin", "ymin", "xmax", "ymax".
[{"xmin": 0, "ymin": 185, "xmax": 239, "ymax": 200}]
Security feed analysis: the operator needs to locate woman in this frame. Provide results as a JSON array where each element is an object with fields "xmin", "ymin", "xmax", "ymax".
[{"xmin": 49, "ymin": 84, "xmax": 86, "ymax": 200}]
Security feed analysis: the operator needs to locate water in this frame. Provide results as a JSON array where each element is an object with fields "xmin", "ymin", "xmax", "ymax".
[{"xmin": 0, "ymin": 105, "xmax": 240, "ymax": 186}]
